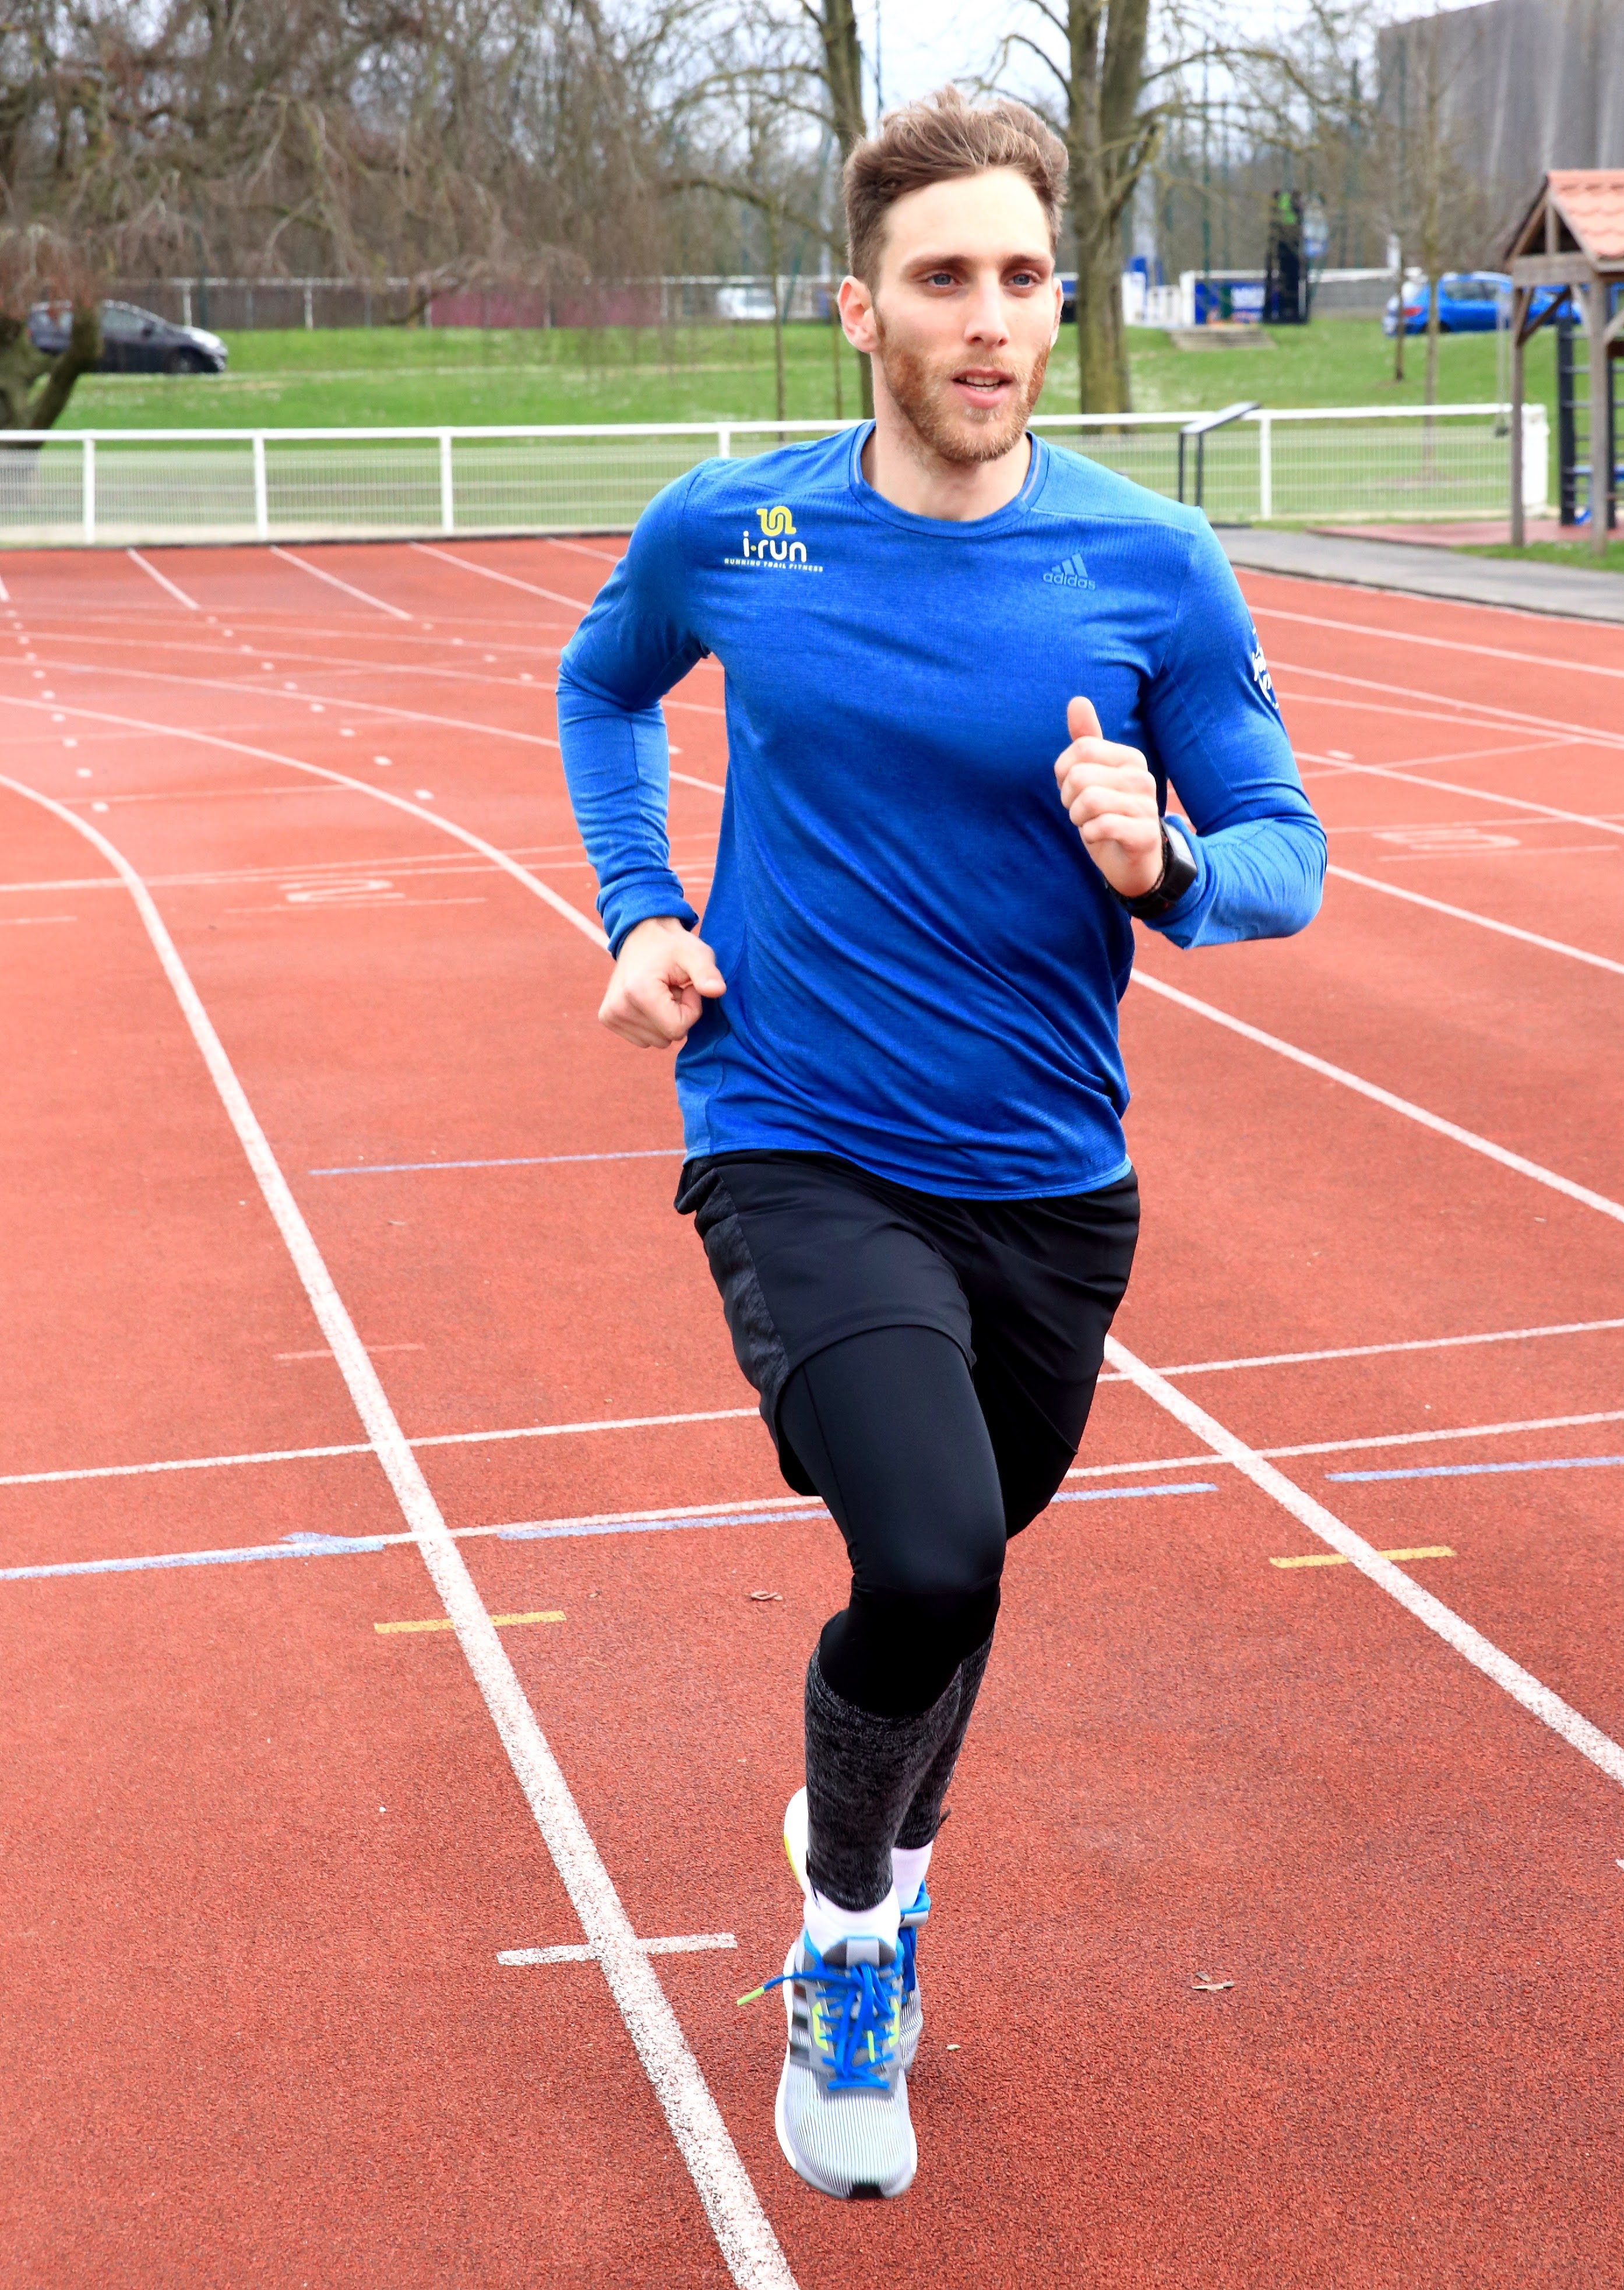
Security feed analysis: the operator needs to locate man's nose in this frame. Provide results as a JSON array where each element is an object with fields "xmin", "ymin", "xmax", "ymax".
[{"xmin": 962, "ymin": 277, "xmax": 1012, "ymax": 343}]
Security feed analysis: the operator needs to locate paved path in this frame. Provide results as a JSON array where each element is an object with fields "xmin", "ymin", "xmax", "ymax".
[{"xmin": 1218, "ymin": 526, "xmax": 1624, "ymax": 625}]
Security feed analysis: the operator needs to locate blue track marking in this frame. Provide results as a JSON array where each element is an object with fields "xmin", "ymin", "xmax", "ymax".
[
  {"xmin": 1328, "ymin": 1453, "xmax": 1624, "ymax": 1484},
  {"xmin": 0, "ymin": 1530, "xmax": 392, "ymax": 1581},
  {"xmin": 0, "ymin": 1484, "xmax": 1217, "ymax": 1582},
  {"xmin": 498, "ymin": 1482, "xmax": 1217, "ymax": 1541},
  {"xmin": 308, "ymin": 1148, "xmax": 683, "ymax": 1176},
  {"xmin": 1054, "ymin": 1482, "xmax": 1217, "ymax": 1503}
]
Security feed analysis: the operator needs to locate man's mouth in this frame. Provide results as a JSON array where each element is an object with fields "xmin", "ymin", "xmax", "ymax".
[{"xmin": 950, "ymin": 368, "xmax": 1018, "ymax": 404}]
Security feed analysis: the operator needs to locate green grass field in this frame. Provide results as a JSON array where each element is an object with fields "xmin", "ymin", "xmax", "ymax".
[
  {"xmin": 55, "ymin": 316, "xmax": 1559, "ymax": 435},
  {"xmin": 1467, "ymin": 537, "xmax": 1624, "ymax": 573}
]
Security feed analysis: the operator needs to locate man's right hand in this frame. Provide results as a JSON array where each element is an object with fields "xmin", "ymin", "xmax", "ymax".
[{"xmin": 598, "ymin": 915, "xmax": 727, "ymax": 1049}]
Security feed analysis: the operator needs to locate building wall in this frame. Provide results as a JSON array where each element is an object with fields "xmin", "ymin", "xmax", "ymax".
[{"xmin": 1380, "ymin": 0, "xmax": 1624, "ymax": 232}]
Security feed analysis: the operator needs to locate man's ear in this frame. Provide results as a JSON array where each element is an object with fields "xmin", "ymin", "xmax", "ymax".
[
  {"xmin": 1050, "ymin": 276, "xmax": 1062, "ymax": 348},
  {"xmin": 838, "ymin": 273, "xmax": 878, "ymax": 356}
]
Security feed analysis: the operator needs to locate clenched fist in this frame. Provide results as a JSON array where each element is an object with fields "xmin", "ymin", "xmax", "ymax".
[
  {"xmin": 1054, "ymin": 695, "xmax": 1164, "ymax": 900},
  {"xmin": 598, "ymin": 915, "xmax": 726, "ymax": 1049}
]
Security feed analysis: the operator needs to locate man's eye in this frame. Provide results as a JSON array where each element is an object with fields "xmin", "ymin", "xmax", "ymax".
[{"xmin": 925, "ymin": 270, "xmax": 957, "ymax": 287}]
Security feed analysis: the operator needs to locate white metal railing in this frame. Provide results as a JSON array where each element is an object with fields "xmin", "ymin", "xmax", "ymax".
[{"xmin": 0, "ymin": 405, "xmax": 1548, "ymax": 549}]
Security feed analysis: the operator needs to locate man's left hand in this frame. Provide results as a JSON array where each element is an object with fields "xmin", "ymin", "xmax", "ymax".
[{"xmin": 1054, "ymin": 695, "xmax": 1164, "ymax": 900}]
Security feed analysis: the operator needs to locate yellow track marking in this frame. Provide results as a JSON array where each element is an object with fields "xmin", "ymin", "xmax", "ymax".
[
  {"xmin": 1270, "ymin": 1545, "xmax": 1454, "ymax": 1570},
  {"xmin": 375, "ymin": 1609, "xmax": 565, "ymax": 1633}
]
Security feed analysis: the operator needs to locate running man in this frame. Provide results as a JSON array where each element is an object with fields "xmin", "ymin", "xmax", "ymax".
[{"xmin": 557, "ymin": 88, "xmax": 1324, "ymax": 2200}]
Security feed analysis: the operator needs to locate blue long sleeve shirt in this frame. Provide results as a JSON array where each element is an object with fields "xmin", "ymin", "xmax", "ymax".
[{"xmin": 557, "ymin": 425, "xmax": 1324, "ymax": 1199}]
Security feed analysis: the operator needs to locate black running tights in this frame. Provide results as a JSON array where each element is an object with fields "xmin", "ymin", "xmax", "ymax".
[{"xmin": 780, "ymin": 1322, "xmax": 1079, "ymax": 1720}]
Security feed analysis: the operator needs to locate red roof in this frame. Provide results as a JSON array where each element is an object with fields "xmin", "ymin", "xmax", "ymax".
[{"xmin": 1547, "ymin": 171, "xmax": 1624, "ymax": 263}]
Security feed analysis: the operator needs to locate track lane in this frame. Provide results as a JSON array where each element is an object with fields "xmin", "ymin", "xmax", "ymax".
[
  {"xmin": 8, "ymin": 544, "xmax": 1624, "ymax": 2282},
  {"xmin": 2, "ymin": 781, "xmax": 795, "ymax": 2289}
]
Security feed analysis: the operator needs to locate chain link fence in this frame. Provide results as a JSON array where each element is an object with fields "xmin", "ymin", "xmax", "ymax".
[{"xmin": 0, "ymin": 406, "xmax": 1548, "ymax": 549}]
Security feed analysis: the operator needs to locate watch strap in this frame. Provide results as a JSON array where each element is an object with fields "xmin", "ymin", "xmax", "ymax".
[{"xmin": 1117, "ymin": 823, "xmax": 1197, "ymax": 922}]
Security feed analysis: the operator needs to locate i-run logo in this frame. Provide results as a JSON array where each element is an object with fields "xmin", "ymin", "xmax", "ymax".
[
  {"xmin": 1043, "ymin": 552, "xmax": 1095, "ymax": 590},
  {"xmin": 725, "ymin": 502, "xmax": 822, "ymax": 572}
]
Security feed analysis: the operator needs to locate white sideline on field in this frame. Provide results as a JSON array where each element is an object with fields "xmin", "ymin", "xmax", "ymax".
[
  {"xmin": 0, "ymin": 775, "xmax": 797, "ymax": 2290},
  {"xmin": 1105, "ymin": 1336, "xmax": 1624, "ymax": 1792}
]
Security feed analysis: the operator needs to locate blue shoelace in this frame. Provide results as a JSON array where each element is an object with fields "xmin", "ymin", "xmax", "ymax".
[
  {"xmin": 739, "ymin": 1951, "xmax": 901, "ymax": 2091},
  {"xmin": 898, "ymin": 1880, "xmax": 930, "ymax": 2003}
]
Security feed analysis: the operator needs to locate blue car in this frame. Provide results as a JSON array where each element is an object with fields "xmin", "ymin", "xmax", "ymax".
[{"xmin": 1383, "ymin": 270, "xmax": 1564, "ymax": 336}]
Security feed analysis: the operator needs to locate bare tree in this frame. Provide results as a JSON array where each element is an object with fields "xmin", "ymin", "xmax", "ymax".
[
  {"xmin": 0, "ymin": 228, "xmax": 101, "ymax": 432},
  {"xmin": 1377, "ymin": 9, "xmax": 1491, "ymax": 408},
  {"xmin": 999, "ymin": 0, "xmax": 1163, "ymax": 413},
  {"xmin": 0, "ymin": 0, "xmax": 675, "ymax": 318}
]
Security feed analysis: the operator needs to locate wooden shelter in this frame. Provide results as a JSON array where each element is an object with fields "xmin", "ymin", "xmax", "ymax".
[{"xmin": 1506, "ymin": 171, "xmax": 1624, "ymax": 554}]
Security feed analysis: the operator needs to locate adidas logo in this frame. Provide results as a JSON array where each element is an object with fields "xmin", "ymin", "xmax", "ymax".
[{"xmin": 1043, "ymin": 552, "xmax": 1095, "ymax": 590}]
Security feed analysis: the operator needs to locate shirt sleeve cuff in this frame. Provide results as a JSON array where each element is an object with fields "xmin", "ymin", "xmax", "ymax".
[{"xmin": 603, "ymin": 879, "xmax": 700, "ymax": 957}]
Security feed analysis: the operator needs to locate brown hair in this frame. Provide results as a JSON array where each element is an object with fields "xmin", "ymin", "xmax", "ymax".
[{"xmin": 843, "ymin": 86, "xmax": 1068, "ymax": 285}]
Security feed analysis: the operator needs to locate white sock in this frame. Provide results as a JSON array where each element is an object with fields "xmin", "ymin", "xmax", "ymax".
[
  {"xmin": 891, "ymin": 1841, "xmax": 932, "ymax": 1905},
  {"xmin": 804, "ymin": 1882, "xmax": 901, "ymax": 1957}
]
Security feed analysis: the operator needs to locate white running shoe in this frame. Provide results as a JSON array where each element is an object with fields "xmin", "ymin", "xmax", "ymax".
[
  {"xmin": 759, "ymin": 1929, "xmax": 916, "ymax": 2200},
  {"xmin": 783, "ymin": 1787, "xmax": 925, "ymax": 2071}
]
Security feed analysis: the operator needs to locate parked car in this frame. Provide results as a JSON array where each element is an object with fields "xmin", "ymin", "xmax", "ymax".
[
  {"xmin": 1382, "ymin": 270, "xmax": 1565, "ymax": 337},
  {"xmin": 26, "ymin": 299, "xmax": 228, "ymax": 375}
]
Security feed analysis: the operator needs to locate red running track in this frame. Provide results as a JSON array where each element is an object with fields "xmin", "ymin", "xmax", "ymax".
[{"xmin": 2, "ymin": 537, "xmax": 1622, "ymax": 2286}]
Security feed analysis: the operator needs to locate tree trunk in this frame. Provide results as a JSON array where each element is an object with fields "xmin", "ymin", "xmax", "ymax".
[
  {"xmin": 1066, "ymin": 0, "xmax": 1154, "ymax": 414},
  {"xmin": 818, "ymin": 0, "xmax": 867, "ymax": 164},
  {"xmin": 1075, "ymin": 239, "xmax": 1126, "ymax": 411},
  {"xmin": 767, "ymin": 203, "xmax": 787, "ymax": 424},
  {"xmin": 1392, "ymin": 249, "xmax": 1405, "ymax": 383},
  {"xmin": 814, "ymin": 0, "xmax": 871, "ymax": 414},
  {"xmin": 0, "ymin": 303, "xmax": 100, "ymax": 432}
]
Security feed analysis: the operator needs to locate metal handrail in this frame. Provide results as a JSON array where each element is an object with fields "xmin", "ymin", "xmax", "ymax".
[{"xmin": 1176, "ymin": 401, "xmax": 1259, "ymax": 510}]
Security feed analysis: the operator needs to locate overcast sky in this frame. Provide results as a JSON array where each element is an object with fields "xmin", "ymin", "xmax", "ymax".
[{"xmin": 871, "ymin": 0, "xmax": 1327, "ymax": 113}]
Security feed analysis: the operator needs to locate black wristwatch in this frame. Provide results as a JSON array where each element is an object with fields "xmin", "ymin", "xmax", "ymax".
[{"xmin": 1116, "ymin": 822, "xmax": 1197, "ymax": 921}]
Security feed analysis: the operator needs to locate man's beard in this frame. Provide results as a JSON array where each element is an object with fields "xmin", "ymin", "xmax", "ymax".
[{"xmin": 873, "ymin": 322, "xmax": 1050, "ymax": 467}]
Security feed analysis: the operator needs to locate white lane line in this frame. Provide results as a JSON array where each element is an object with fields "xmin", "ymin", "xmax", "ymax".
[
  {"xmin": 672, "ymin": 770, "xmax": 726, "ymax": 794},
  {"xmin": 1326, "ymin": 866, "xmax": 1624, "ymax": 976},
  {"xmin": 271, "ymin": 547, "xmax": 414, "ymax": 622},
  {"xmin": 1270, "ymin": 656, "xmax": 1624, "ymax": 772},
  {"xmin": 1138, "ymin": 1315, "xmax": 1624, "ymax": 1381},
  {"xmin": 0, "ymin": 1439, "xmax": 374, "ymax": 1487},
  {"xmin": 417, "ymin": 1408, "xmax": 756, "ymax": 1450},
  {"xmin": 1067, "ymin": 1405, "xmax": 1624, "ymax": 1479},
  {"xmin": 0, "ymin": 568, "xmax": 9, "ymax": 601},
  {"xmin": 66, "ymin": 785, "xmax": 348, "ymax": 808},
  {"xmin": 1105, "ymin": 1336, "xmax": 1624, "ymax": 1789},
  {"xmin": 309, "ymin": 1147, "xmax": 681, "ymax": 1175},
  {"xmin": 126, "ymin": 551, "xmax": 199, "ymax": 611},
  {"xmin": 1370, "ymin": 840, "xmax": 1619, "ymax": 867},
  {"xmin": 410, "ymin": 542, "xmax": 593, "ymax": 613},
  {"xmin": 0, "ymin": 913, "xmax": 75, "ymax": 926},
  {"xmin": 547, "ymin": 539, "xmax": 626, "ymax": 568},
  {"xmin": 1253, "ymin": 601, "xmax": 1624, "ymax": 682},
  {"xmin": 1131, "ymin": 970, "xmax": 1624, "ymax": 1228},
  {"xmin": 0, "ymin": 660, "xmax": 566, "ymax": 753},
  {"xmin": 501, "ymin": 1934, "xmax": 735, "ymax": 1965},
  {"xmin": 1327, "ymin": 737, "xmax": 1580, "ymax": 777},
  {"xmin": 12, "ymin": 1389, "xmax": 1618, "ymax": 1501},
  {"xmin": 0, "ymin": 1404, "xmax": 759, "ymax": 1489},
  {"xmin": 0, "ymin": 696, "xmax": 604, "ymax": 950},
  {"xmin": 1265, "ymin": 1407, "xmax": 1624, "ymax": 1460},
  {"xmin": 1322, "ymin": 754, "xmax": 1624, "ymax": 841},
  {"xmin": 0, "ymin": 774, "xmax": 797, "ymax": 2290}
]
